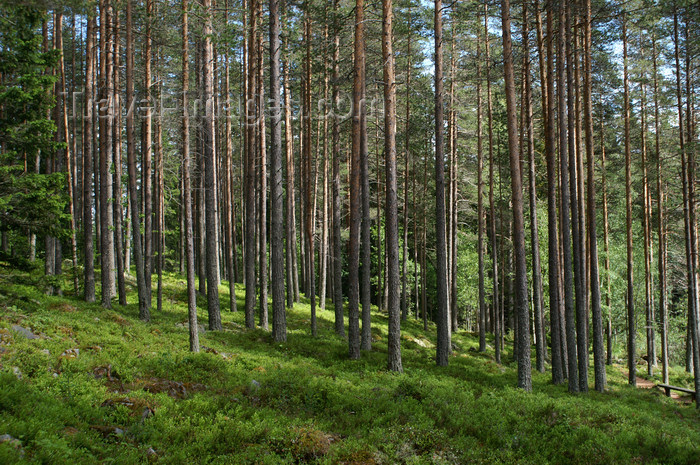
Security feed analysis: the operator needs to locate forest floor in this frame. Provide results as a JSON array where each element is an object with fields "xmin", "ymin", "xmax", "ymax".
[{"xmin": 1, "ymin": 263, "xmax": 699, "ymax": 464}]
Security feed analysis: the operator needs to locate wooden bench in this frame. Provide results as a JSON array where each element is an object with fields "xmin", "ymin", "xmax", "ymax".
[{"xmin": 657, "ymin": 383, "xmax": 696, "ymax": 402}]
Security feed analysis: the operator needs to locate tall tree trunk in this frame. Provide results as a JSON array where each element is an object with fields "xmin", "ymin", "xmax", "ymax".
[
  {"xmin": 83, "ymin": 12, "xmax": 96, "ymax": 303},
  {"xmin": 622, "ymin": 14, "xmax": 636, "ymax": 386},
  {"xmin": 383, "ymin": 0, "xmax": 402, "ymax": 372},
  {"xmin": 485, "ymin": 4, "xmax": 500, "ymax": 363},
  {"xmin": 583, "ymin": 0, "xmax": 605, "ymax": 391},
  {"xmin": 348, "ymin": 0, "xmax": 365, "ymax": 359},
  {"xmin": 113, "ymin": 12, "xmax": 126, "ymax": 306},
  {"xmin": 434, "ymin": 0, "xmax": 449, "ymax": 367},
  {"xmin": 182, "ymin": 0, "xmax": 199, "ymax": 351},
  {"xmin": 477, "ymin": 19, "xmax": 486, "ymax": 353},
  {"xmin": 502, "ymin": 0, "xmax": 532, "ymax": 390},
  {"xmin": 99, "ymin": 2, "xmax": 115, "ymax": 308},
  {"xmin": 244, "ymin": 0, "xmax": 257, "ymax": 329},
  {"xmin": 331, "ymin": 0, "xmax": 344, "ymax": 336},
  {"xmin": 283, "ymin": 19, "xmax": 299, "ymax": 306},
  {"xmin": 600, "ymin": 98, "xmax": 612, "ymax": 365},
  {"xmin": 303, "ymin": 10, "xmax": 316, "ymax": 337},
  {"xmin": 202, "ymin": 0, "xmax": 221, "ymax": 330},
  {"xmin": 56, "ymin": 13, "xmax": 79, "ymax": 296},
  {"xmin": 401, "ymin": 8, "xmax": 413, "ymax": 323},
  {"xmin": 558, "ymin": 0, "xmax": 578, "ymax": 392},
  {"xmin": 565, "ymin": 3, "xmax": 587, "ymax": 392},
  {"xmin": 653, "ymin": 33, "xmax": 669, "ymax": 384},
  {"xmin": 674, "ymin": 9, "xmax": 700, "ymax": 398},
  {"xmin": 270, "ymin": 0, "xmax": 286, "ymax": 342},
  {"xmin": 257, "ymin": 0, "xmax": 268, "ymax": 330},
  {"xmin": 320, "ymin": 25, "xmax": 329, "ymax": 312},
  {"xmin": 143, "ymin": 0, "xmax": 153, "ymax": 306},
  {"xmin": 639, "ymin": 40, "xmax": 653, "ymax": 378},
  {"xmin": 223, "ymin": 0, "xmax": 237, "ymax": 312},
  {"xmin": 522, "ymin": 0, "xmax": 545, "ymax": 373},
  {"xmin": 126, "ymin": 0, "xmax": 149, "ymax": 320}
]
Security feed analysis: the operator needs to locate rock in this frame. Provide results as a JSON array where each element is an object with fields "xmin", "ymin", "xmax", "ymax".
[
  {"xmin": 60, "ymin": 348, "xmax": 80, "ymax": 359},
  {"xmin": 11, "ymin": 324, "xmax": 39, "ymax": 340},
  {"xmin": 11, "ymin": 367, "xmax": 22, "ymax": 380},
  {"xmin": 250, "ymin": 379, "xmax": 261, "ymax": 391},
  {"xmin": 41, "ymin": 349, "xmax": 50, "ymax": 355},
  {"xmin": 0, "ymin": 434, "xmax": 23, "ymax": 458},
  {"xmin": 0, "ymin": 434, "xmax": 21, "ymax": 446}
]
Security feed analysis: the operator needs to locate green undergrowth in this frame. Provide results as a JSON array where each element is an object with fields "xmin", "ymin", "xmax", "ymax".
[{"xmin": 0, "ymin": 265, "xmax": 698, "ymax": 464}]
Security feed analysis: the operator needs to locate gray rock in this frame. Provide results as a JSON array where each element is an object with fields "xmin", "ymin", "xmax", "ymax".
[
  {"xmin": 11, "ymin": 325, "xmax": 39, "ymax": 340},
  {"xmin": 11, "ymin": 367, "xmax": 22, "ymax": 380},
  {"xmin": 250, "ymin": 379, "xmax": 261, "ymax": 391},
  {"xmin": 0, "ymin": 434, "xmax": 23, "ymax": 457}
]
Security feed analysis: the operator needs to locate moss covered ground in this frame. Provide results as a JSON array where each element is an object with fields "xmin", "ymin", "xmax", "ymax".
[{"xmin": 0, "ymin": 264, "xmax": 698, "ymax": 464}]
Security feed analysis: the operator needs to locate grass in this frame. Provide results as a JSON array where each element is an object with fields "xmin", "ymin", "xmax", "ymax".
[{"xmin": 0, "ymin": 264, "xmax": 699, "ymax": 464}]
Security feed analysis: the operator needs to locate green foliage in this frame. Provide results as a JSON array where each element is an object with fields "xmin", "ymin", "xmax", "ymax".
[
  {"xmin": 0, "ymin": 4, "xmax": 67, "ymax": 236},
  {"xmin": 0, "ymin": 264, "xmax": 698, "ymax": 464}
]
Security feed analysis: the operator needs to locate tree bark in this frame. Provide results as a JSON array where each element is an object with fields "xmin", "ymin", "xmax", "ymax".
[
  {"xmin": 244, "ymin": 0, "xmax": 257, "ymax": 329},
  {"xmin": 348, "ymin": 0, "xmax": 365, "ymax": 359},
  {"xmin": 270, "ymin": 0, "xmax": 286, "ymax": 342},
  {"xmin": 331, "ymin": 0, "xmax": 344, "ymax": 336},
  {"xmin": 653, "ymin": 33, "xmax": 668, "ymax": 384},
  {"xmin": 583, "ymin": 0, "xmax": 605, "ymax": 391},
  {"xmin": 558, "ymin": 0, "xmax": 578, "ymax": 392},
  {"xmin": 502, "ymin": 0, "xmax": 532, "ymax": 390},
  {"xmin": 99, "ymin": 2, "xmax": 114, "ymax": 308},
  {"xmin": 202, "ymin": 0, "xmax": 221, "ymax": 330},
  {"xmin": 182, "ymin": 0, "xmax": 199, "ymax": 351},
  {"xmin": 622, "ymin": 14, "xmax": 636, "ymax": 386},
  {"xmin": 522, "ymin": 0, "xmax": 545, "ymax": 373},
  {"xmin": 83, "ymin": 12, "xmax": 96, "ymax": 303},
  {"xmin": 434, "ymin": 0, "xmax": 449, "ymax": 367},
  {"xmin": 383, "ymin": 0, "xmax": 402, "ymax": 372}
]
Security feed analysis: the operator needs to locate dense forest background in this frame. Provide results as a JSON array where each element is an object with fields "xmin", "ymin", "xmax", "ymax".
[{"xmin": 1, "ymin": 0, "xmax": 699, "ymax": 398}]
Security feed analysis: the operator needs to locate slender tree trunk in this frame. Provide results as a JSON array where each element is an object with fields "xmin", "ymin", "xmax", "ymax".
[
  {"xmin": 434, "ymin": 0, "xmax": 449, "ymax": 367},
  {"xmin": 401, "ymin": 8, "xmax": 413, "ymax": 323},
  {"xmin": 332, "ymin": 0, "xmax": 344, "ymax": 336},
  {"xmin": 674, "ymin": 10, "xmax": 700, "ymax": 397},
  {"xmin": 559, "ymin": 0, "xmax": 578, "ymax": 392},
  {"xmin": 383, "ymin": 0, "xmax": 402, "ymax": 372},
  {"xmin": 56, "ymin": 13, "xmax": 79, "ymax": 296},
  {"xmin": 143, "ymin": 0, "xmax": 153, "ymax": 306},
  {"xmin": 283, "ymin": 22, "xmax": 299, "ymax": 306},
  {"xmin": 223, "ymin": 0, "xmax": 237, "ymax": 312},
  {"xmin": 639, "ymin": 40, "xmax": 653, "ymax": 378},
  {"xmin": 565, "ymin": 3, "xmax": 587, "ymax": 392},
  {"xmin": 477, "ymin": 20, "xmax": 486, "ymax": 353},
  {"xmin": 112, "ymin": 12, "xmax": 126, "ymax": 306},
  {"xmin": 126, "ymin": 0, "xmax": 149, "ymax": 320},
  {"xmin": 202, "ymin": 0, "xmax": 221, "ymax": 330},
  {"xmin": 244, "ymin": 0, "xmax": 258, "ymax": 329},
  {"xmin": 182, "ymin": 0, "xmax": 199, "ymax": 351},
  {"xmin": 270, "ymin": 0, "xmax": 286, "ymax": 342},
  {"xmin": 502, "ymin": 0, "xmax": 532, "ymax": 390},
  {"xmin": 257, "ymin": 0, "xmax": 268, "ymax": 330},
  {"xmin": 653, "ymin": 34, "xmax": 668, "ymax": 384},
  {"xmin": 83, "ymin": 13, "xmax": 96, "ymax": 303},
  {"xmin": 360, "ymin": 80, "xmax": 372, "ymax": 350},
  {"xmin": 348, "ymin": 0, "xmax": 365, "ymax": 359},
  {"xmin": 485, "ymin": 5, "xmax": 500, "ymax": 363},
  {"xmin": 622, "ymin": 14, "xmax": 636, "ymax": 386},
  {"xmin": 584, "ymin": 0, "xmax": 605, "ymax": 391},
  {"xmin": 600, "ymin": 98, "xmax": 612, "ymax": 365},
  {"xmin": 320, "ymin": 25, "xmax": 329, "ymax": 311},
  {"xmin": 99, "ymin": 2, "xmax": 114, "ymax": 308},
  {"xmin": 522, "ymin": 0, "xmax": 545, "ymax": 373},
  {"xmin": 303, "ymin": 11, "xmax": 316, "ymax": 337}
]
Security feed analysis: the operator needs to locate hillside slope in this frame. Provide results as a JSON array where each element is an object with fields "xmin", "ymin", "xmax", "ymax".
[{"xmin": 1, "ymin": 265, "xmax": 698, "ymax": 464}]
